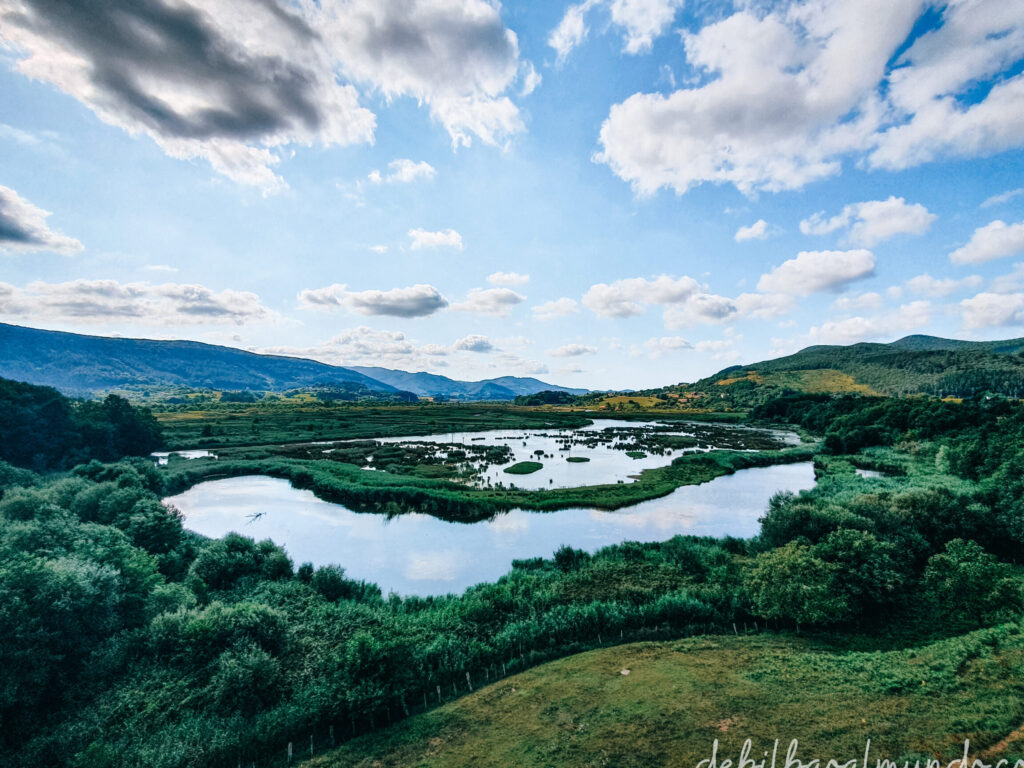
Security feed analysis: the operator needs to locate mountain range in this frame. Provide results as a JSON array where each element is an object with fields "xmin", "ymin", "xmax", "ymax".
[
  {"xmin": 347, "ymin": 366, "xmax": 587, "ymax": 401},
  {"xmin": 0, "ymin": 323, "xmax": 586, "ymax": 401}
]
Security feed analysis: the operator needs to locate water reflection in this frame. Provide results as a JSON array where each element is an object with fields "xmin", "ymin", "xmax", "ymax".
[{"xmin": 165, "ymin": 462, "xmax": 815, "ymax": 597}]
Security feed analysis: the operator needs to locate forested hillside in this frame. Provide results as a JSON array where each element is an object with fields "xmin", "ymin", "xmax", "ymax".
[
  {"xmin": 0, "ymin": 323, "xmax": 398, "ymax": 395},
  {"xmin": 696, "ymin": 334, "xmax": 1024, "ymax": 400}
]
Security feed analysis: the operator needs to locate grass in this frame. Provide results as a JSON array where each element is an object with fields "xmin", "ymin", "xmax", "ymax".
[
  {"xmin": 625, "ymin": 451, "xmax": 646, "ymax": 459},
  {"xmin": 714, "ymin": 369, "xmax": 881, "ymax": 397},
  {"xmin": 504, "ymin": 461, "xmax": 543, "ymax": 475},
  {"xmin": 153, "ymin": 403, "xmax": 591, "ymax": 450},
  {"xmin": 565, "ymin": 456, "xmax": 590, "ymax": 463},
  {"xmin": 308, "ymin": 628, "xmax": 1024, "ymax": 768}
]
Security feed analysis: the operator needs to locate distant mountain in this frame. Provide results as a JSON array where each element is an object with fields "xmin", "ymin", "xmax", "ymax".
[
  {"xmin": 699, "ymin": 334, "xmax": 1024, "ymax": 398},
  {"xmin": 347, "ymin": 366, "xmax": 588, "ymax": 401},
  {"xmin": 0, "ymin": 323, "xmax": 398, "ymax": 396}
]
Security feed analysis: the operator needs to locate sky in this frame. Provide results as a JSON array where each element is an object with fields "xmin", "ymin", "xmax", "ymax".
[{"xmin": 1, "ymin": 0, "xmax": 1024, "ymax": 391}]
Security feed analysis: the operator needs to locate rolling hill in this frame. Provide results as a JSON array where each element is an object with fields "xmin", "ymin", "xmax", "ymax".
[
  {"xmin": 348, "ymin": 366, "xmax": 588, "ymax": 401},
  {"xmin": 699, "ymin": 334, "xmax": 1024, "ymax": 399},
  {"xmin": 0, "ymin": 323, "xmax": 585, "ymax": 400}
]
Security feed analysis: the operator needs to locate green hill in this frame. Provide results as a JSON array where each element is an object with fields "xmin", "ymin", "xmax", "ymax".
[
  {"xmin": 0, "ymin": 323, "xmax": 399, "ymax": 396},
  {"xmin": 700, "ymin": 335, "xmax": 1024, "ymax": 399},
  {"xmin": 310, "ymin": 631, "xmax": 1024, "ymax": 768}
]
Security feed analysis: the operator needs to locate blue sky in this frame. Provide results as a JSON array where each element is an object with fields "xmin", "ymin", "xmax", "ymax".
[{"xmin": 1, "ymin": 0, "xmax": 1024, "ymax": 390}]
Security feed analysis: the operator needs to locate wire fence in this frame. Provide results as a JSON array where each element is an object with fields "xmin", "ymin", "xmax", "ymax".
[{"xmin": 225, "ymin": 619, "xmax": 769, "ymax": 768}]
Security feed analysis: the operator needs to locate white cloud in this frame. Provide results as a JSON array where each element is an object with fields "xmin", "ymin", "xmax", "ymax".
[
  {"xmin": 450, "ymin": 287, "xmax": 525, "ymax": 317},
  {"xmin": 595, "ymin": 2, "xmax": 1024, "ymax": 196},
  {"xmin": 452, "ymin": 334, "xmax": 495, "ymax": 353},
  {"xmin": 298, "ymin": 283, "xmax": 448, "ymax": 317},
  {"xmin": 582, "ymin": 275, "xmax": 700, "ymax": 318},
  {"xmin": 369, "ymin": 159, "xmax": 436, "ymax": 184},
  {"xmin": 949, "ymin": 220, "xmax": 1024, "ymax": 264},
  {"xmin": 143, "ymin": 264, "xmax": 178, "ymax": 273},
  {"xmin": 981, "ymin": 188, "xmax": 1024, "ymax": 208},
  {"xmin": 904, "ymin": 273, "xmax": 983, "ymax": 298},
  {"xmin": 532, "ymin": 298, "xmax": 579, "ymax": 321},
  {"xmin": 694, "ymin": 339, "xmax": 740, "ymax": 361},
  {"xmin": 960, "ymin": 292, "xmax": 1024, "ymax": 330},
  {"xmin": 806, "ymin": 301, "xmax": 932, "ymax": 346},
  {"xmin": 369, "ymin": 244, "xmax": 388, "ymax": 254},
  {"xmin": 757, "ymin": 250, "xmax": 875, "ymax": 296},
  {"xmin": 0, "ymin": 279, "xmax": 273, "ymax": 325},
  {"xmin": 800, "ymin": 197, "xmax": 936, "ymax": 247},
  {"xmin": 832, "ymin": 292, "xmax": 884, "ymax": 312},
  {"xmin": 548, "ymin": 0, "xmax": 683, "ymax": 60},
  {"xmin": 735, "ymin": 219, "xmax": 769, "ymax": 242},
  {"xmin": 733, "ymin": 292, "xmax": 796, "ymax": 319},
  {"xmin": 0, "ymin": 0, "xmax": 529, "ymax": 191},
  {"xmin": 0, "ymin": 185, "xmax": 83, "ymax": 255},
  {"xmin": 990, "ymin": 263, "xmax": 1024, "ymax": 294},
  {"xmin": 486, "ymin": 271, "xmax": 530, "ymax": 286},
  {"xmin": 642, "ymin": 336, "xmax": 692, "ymax": 358},
  {"xmin": 662, "ymin": 292, "xmax": 737, "ymax": 329},
  {"xmin": 548, "ymin": 0, "xmax": 599, "ymax": 62},
  {"xmin": 408, "ymin": 228, "xmax": 463, "ymax": 250},
  {"xmin": 547, "ymin": 343, "xmax": 597, "ymax": 357}
]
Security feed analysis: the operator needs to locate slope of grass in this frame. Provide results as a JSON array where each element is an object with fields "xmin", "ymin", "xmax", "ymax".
[{"xmin": 310, "ymin": 628, "xmax": 1024, "ymax": 768}]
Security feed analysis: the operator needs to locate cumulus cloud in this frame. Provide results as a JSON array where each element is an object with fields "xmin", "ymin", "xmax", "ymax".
[
  {"xmin": 369, "ymin": 244, "xmax": 388, "ymax": 254},
  {"xmin": 949, "ymin": 220, "xmax": 1024, "ymax": 264},
  {"xmin": 298, "ymin": 283, "xmax": 448, "ymax": 317},
  {"xmin": 486, "ymin": 271, "xmax": 529, "ymax": 286},
  {"xmin": 0, "ymin": 0, "xmax": 529, "ymax": 191},
  {"xmin": 832, "ymin": 292, "xmax": 884, "ymax": 312},
  {"xmin": 662, "ymin": 292, "xmax": 737, "ymax": 329},
  {"xmin": 732, "ymin": 292, "xmax": 797, "ymax": 319},
  {"xmin": 905, "ymin": 273, "xmax": 983, "ymax": 298},
  {"xmin": 757, "ymin": 250, "xmax": 875, "ymax": 296},
  {"xmin": 0, "ymin": 185, "xmax": 83, "ymax": 254},
  {"xmin": 549, "ymin": 0, "xmax": 683, "ymax": 60},
  {"xmin": 321, "ymin": 0, "xmax": 527, "ymax": 149},
  {"xmin": 547, "ymin": 343, "xmax": 596, "ymax": 357},
  {"xmin": 408, "ymin": 228, "xmax": 463, "ymax": 250},
  {"xmin": 961, "ymin": 292, "xmax": 1024, "ymax": 330},
  {"xmin": 800, "ymin": 197, "xmax": 936, "ymax": 247},
  {"xmin": 805, "ymin": 301, "xmax": 932, "ymax": 346},
  {"xmin": 735, "ymin": 219, "xmax": 769, "ymax": 242},
  {"xmin": 595, "ymin": 2, "xmax": 1024, "ymax": 196},
  {"xmin": 450, "ymin": 287, "xmax": 525, "ymax": 317},
  {"xmin": 452, "ymin": 334, "xmax": 494, "ymax": 353},
  {"xmin": 368, "ymin": 159, "xmax": 436, "ymax": 184},
  {"xmin": 582, "ymin": 275, "xmax": 700, "ymax": 318},
  {"xmin": 259, "ymin": 325, "xmax": 457, "ymax": 369},
  {"xmin": 641, "ymin": 336, "xmax": 692, "ymax": 358},
  {"xmin": 532, "ymin": 297, "xmax": 579, "ymax": 321},
  {"xmin": 0, "ymin": 279, "xmax": 272, "ymax": 325}
]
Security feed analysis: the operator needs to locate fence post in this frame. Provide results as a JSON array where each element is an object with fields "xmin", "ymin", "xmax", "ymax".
[
  {"xmin": 732, "ymin": 622, "xmax": 739, "ymax": 636},
  {"xmin": 287, "ymin": 741, "xmax": 293, "ymax": 764},
  {"xmin": 466, "ymin": 671, "xmax": 473, "ymax": 691},
  {"xmin": 436, "ymin": 684, "xmax": 442, "ymax": 703},
  {"xmin": 310, "ymin": 734, "xmax": 314, "ymax": 757}
]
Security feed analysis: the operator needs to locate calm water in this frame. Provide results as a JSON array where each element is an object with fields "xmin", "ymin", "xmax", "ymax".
[
  {"xmin": 346, "ymin": 419, "xmax": 802, "ymax": 490},
  {"xmin": 165, "ymin": 461, "xmax": 815, "ymax": 597}
]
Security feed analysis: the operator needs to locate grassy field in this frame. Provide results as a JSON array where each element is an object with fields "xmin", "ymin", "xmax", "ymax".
[
  {"xmin": 154, "ymin": 403, "xmax": 591, "ymax": 449},
  {"xmin": 309, "ymin": 629, "xmax": 1024, "ymax": 768},
  {"xmin": 716, "ymin": 369, "xmax": 882, "ymax": 396}
]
